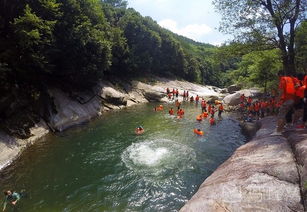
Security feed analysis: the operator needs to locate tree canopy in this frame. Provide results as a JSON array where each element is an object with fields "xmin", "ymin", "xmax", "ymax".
[{"xmin": 213, "ymin": 0, "xmax": 307, "ymax": 75}]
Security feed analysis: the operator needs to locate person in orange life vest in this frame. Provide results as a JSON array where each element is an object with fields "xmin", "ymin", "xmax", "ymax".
[
  {"xmin": 190, "ymin": 96, "xmax": 194, "ymax": 102},
  {"xmin": 283, "ymin": 73, "xmax": 304, "ymax": 126},
  {"xmin": 195, "ymin": 95, "xmax": 200, "ymax": 102},
  {"xmin": 248, "ymin": 104, "xmax": 254, "ymax": 117},
  {"xmin": 193, "ymin": 128, "xmax": 204, "ymax": 136},
  {"xmin": 239, "ymin": 102, "xmax": 245, "ymax": 112},
  {"xmin": 271, "ymin": 71, "xmax": 299, "ymax": 135},
  {"xmin": 260, "ymin": 101, "xmax": 267, "ymax": 118},
  {"xmin": 183, "ymin": 90, "xmax": 186, "ymax": 99},
  {"xmin": 201, "ymin": 100, "xmax": 207, "ymax": 112},
  {"xmin": 240, "ymin": 94, "xmax": 245, "ymax": 103},
  {"xmin": 202, "ymin": 111, "xmax": 208, "ymax": 118},
  {"xmin": 254, "ymin": 102, "xmax": 260, "ymax": 118},
  {"xmin": 300, "ymin": 74, "xmax": 307, "ymax": 128},
  {"xmin": 169, "ymin": 108, "xmax": 174, "ymax": 115},
  {"xmin": 175, "ymin": 100, "xmax": 181, "ymax": 109},
  {"xmin": 176, "ymin": 89, "xmax": 179, "ymax": 98},
  {"xmin": 247, "ymin": 96, "xmax": 253, "ymax": 106},
  {"xmin": 172, "ymin": 88, "xmax": 176, "ymax": 97},
  {"xmin": 218, "ymin": 104, "xmax": 224, "ymax": 117},
  {"xmin": 210, "ymin": 105, "xmax": 216, "ymax": 117},
  {"xmin": 209, "ymin": 117, "xmax": 215, "ymax": 125},
  {"xmin": 292, "ymin": 73, "xmax": 306, "ymax": 127},
  {"xmin": 196, "ymin": 114, "xmax": 203, "ymax": 122},
  {"xmin": 166, "ymin": 87, "xmax": 170, "ymax": 94},
  {"xmin": 135, "ymin": 126, "xmax": 144, "ymax": 135},
  {"xmin": 208, "ymin": 104, "xmax": 212, "ymax": 114},
  {"xmin": 167, "ymin": 92, "xmax": 172, "ymax": 99}
]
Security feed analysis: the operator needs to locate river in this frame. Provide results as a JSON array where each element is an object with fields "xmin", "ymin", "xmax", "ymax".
[{"xmin": 0, "ymin": 101, "xmax": 246, "ymax": 211}]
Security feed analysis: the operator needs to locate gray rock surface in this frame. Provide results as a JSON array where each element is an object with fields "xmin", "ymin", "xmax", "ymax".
[
  {"xmin": 223, "ymin": 89, "xmax": 262, "ymax": 106},
  {"xmin": 285, "ymin": 131, "xmax": 307, "ymax": 209},
  {"xmin": 180, "ymin": 116, "xmax": 305, "ymax": 212},
  {"xmin": 0, "ymin": 121, "xmax": 49, "ymax": 169},
  {"xmin": 227, "ymin": 84, "xmax": 241, "ymax": 93},
  {"xmin": 240, "ymin": 121, "xmax": 261, "ymax": 140}
]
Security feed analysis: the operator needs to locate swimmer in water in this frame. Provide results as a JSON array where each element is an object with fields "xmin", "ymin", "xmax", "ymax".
[
  {"xmin": 135, "ymin": 126, "xmax": 144, "ymax": 135},
  {"xmin": 2, "ymin": 190, "xmax": 23, "ymax": 211}
]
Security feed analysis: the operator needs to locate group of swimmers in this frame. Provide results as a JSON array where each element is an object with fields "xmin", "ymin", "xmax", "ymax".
[{"xmin": 136, "ymin": 88, "xmax": 225, "ymax": 136}]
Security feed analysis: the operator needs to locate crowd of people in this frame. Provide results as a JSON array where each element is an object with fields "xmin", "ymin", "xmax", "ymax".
[
  {"xmin": 234, "ymin": 71, "xmax": 307, "ymax": 135},
  {"xmin": 136, "ymin": 88, "xmax": 225, "ymax": 136},
  {"xmin": 138, "ymin": 71, "xmax": 307, "ymax": 137}
]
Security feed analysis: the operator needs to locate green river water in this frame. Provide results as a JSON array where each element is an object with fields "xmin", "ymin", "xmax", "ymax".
[{"xmin": 0, "ymin": 102, "xmax": 246, "ymax": 212}]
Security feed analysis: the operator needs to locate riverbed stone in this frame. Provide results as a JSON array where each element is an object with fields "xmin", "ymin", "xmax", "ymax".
[
  {"xmin": 48, "ymin": 88, "xmax": 102, "ymax": 131},
  {"xmin": 180, "ymin": 116, "xmax": 304, "ymax": 212},
  {"xmin": 240, "ymin": 121, "xmax": 261, "ymax": 140},
  {"xmin": 227, "ymin": 84, "xmax": 241, "ymax": 93},
  {"xmin": 100, "ymin": 86, "xmax": 128, "ymax": 106},
  {"xmin": 285, "ymin": 131, "xmax": 307, "ymax": 209}
]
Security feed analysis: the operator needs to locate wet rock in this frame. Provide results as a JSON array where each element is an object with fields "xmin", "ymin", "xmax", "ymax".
[
  {"xmin": 223, "ymin": 92, "xmax": 241, "ymax": 106},
  {"xmin": 180, "ymin": 117, "xmax": 304, "ymax": 212},
  {"xmin": 240, "ymin": 121, "xmax": 261, "ymax": 140},
  {"xmin": 48, "ymin": 89, "xmax": 102, "ymax": 131},
  {"xmin": 227, "ymin": 84, "xmax": 241, "ymax": 93},
  {"xmin": 223, "ymin": 88, "xmax": 262, "ymax": 106},
  {"xmin": 285, "ymin": 131, "xmax": 307, "ymax": 209},
  {"xmin": 100, "ymin": 86, "xmax": 128, "ymax": 106}
]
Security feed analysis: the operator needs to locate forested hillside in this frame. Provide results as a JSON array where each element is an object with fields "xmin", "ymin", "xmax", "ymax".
[
  {"xmin": 0, "ymin": 0, "xmax": 230, "ymax": 136},
  {"xmin": 0, "ymin": 0, "xmax": 225, "ymax": 94}
]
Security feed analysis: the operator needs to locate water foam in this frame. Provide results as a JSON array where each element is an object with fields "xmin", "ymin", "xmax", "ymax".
[
  {"xmin": 130, "ymin": 144, "xmax": 169, "ymax": 166},
  {"xmin": 121, "ymin": 139, "xmax": 196, "ymax": 176}
]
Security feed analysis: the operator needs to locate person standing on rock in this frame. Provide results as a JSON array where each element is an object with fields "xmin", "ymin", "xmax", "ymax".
[{"xmin": 271, "ymin": 72, "xmax": 299, "ymax": 135}]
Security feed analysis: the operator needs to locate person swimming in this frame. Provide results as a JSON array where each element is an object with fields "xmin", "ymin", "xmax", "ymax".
[
  {"xmin": 135, "ymin": 126, "xmax": 144, "ymax": 135},
  {"xmin": 2, "ymin": 190, "xmax": 22, "ymax": 211},
  {"xmin": 193, "ymin": 128, "xmax": 204, "ymax": 136}
]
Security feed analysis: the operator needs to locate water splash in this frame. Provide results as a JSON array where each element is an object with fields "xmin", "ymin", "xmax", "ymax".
[{"xmin": 122, "ymin": 139, "xmax": 196, "ymax": 177}]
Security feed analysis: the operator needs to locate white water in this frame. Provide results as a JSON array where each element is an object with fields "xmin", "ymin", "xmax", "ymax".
[{"xmin": 122, "ymin": 139, "xmax": 196, "ymax": 177}]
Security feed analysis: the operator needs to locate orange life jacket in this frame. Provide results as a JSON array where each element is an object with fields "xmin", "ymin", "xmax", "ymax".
[
  {"xmin": 196, "ymin": 115, "xmax": 202, "ymax": 121},
  {"xmin": 202, "ymin": 112, "xmax": 208, "ymax": 118},
  {"xmin": 279, "ymin": 76, "xmax": 296, "ymax": 96},
  {"xmin": 296, "ymin": 85, "xmax": 306, "ymax": 98},
  {"xmin": 209, "ymin": 118, "xmax": 215, "ymax": 125},
  {"xmin": 193, "ymin": 129, "xmax": 204, "ymax": 136}
]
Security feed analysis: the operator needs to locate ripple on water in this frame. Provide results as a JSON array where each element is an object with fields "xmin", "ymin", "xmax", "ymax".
[{"xmin": 121, "ymin": 139, "xmax": 196, "ymax": 177}]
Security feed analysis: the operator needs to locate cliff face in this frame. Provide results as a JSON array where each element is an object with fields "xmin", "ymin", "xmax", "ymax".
[
  {"xmin": 180, "ymin": 116, "xmax": 306, "ymax": 212},
  {"xmin": 0, "ymin": 77, "xmax": 222, "ymax": 170}
]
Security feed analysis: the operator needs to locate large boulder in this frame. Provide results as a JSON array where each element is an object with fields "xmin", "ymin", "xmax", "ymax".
[
  {"xmin": 240, "ymin": 121, "xmax": 261, "ymax": 140},
  {"xmin": 48, "ymin": 89, "xmax": 102, "ymax": 131},
  {"xmin": 223, "ymin": 88, "xmax": 262, "ymax": 106},
  {"xmin": 180, "ymin": 117, "xmax": 304, "ymax": 212},
  {"xmin": 133, "ymin": 81, "xmax": 165, "ymax": 102},
  {"xmin": 223, "ymin": 92, "xmax": 241, "ymax": 106},
  {"xmin": 227, "ymin": 84, "xmax": 241, "ymax": 93},
  {"xmin": 100, "ymin": 86, "xmax": 128, "ymax": 106}
]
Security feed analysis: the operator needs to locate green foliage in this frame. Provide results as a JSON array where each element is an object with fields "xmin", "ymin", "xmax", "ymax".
[
  {"xmin": 213, "ymin": 0, "xmax": 307, "ymax": 75},
  {"xmin": 295, "ymin": 21, "xmax": 307, "ymax": 73},
  {"xmin": 228, "ymin": 49, "xmax": 282, "ymax": 91}
]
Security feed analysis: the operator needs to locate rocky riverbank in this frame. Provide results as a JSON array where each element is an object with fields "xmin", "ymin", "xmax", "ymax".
[
  {"xmin": 0, "ymin": 77, "xmax": 223, "ymax": 170},
  {"xmin": 180, "ymin": 116, "xmax": 307, "ymax": 212}
]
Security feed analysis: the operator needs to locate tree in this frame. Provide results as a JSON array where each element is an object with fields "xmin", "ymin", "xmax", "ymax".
[
  {"xmin": 229, "ymin": 49, "xmax": 282, "ymax": 91},
  {"xmin": 295, "ymin": 20, "xmax": 307, "ymax": 73},
  {"xmin": 213, "ymin": 0, "xmax": 307, "ymax": 75},
  {"xmin": 102, "ymin": 0, "xmax": 127, "ymax": 8}
]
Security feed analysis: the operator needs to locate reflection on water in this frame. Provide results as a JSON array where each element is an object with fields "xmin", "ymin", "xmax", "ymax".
[{"xmin": 0, "ymin": 102, "xmax": 245, "ymax": 211}]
